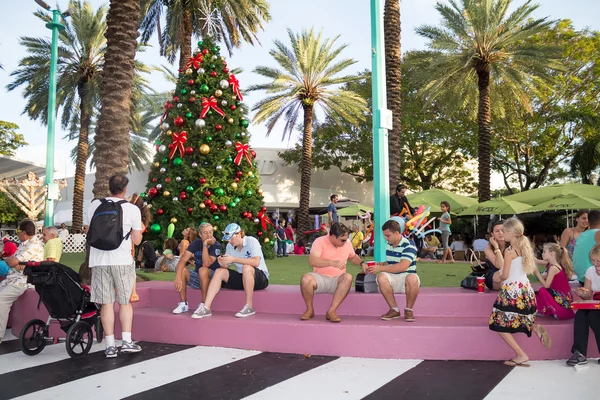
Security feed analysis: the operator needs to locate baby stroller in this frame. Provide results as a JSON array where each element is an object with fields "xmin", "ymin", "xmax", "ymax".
[{"xmin": 19, "ymin": 261, "xmax": 103, "ymax": 359}]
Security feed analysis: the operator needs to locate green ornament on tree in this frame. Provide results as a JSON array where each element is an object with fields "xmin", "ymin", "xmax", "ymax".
[
  {"xmin": 235, "ymin": 133, "xmax": 241, "ymax": 139},
  {"xmin": 234, "ymin": 197, "xmax": 241, "ymax": 203},
  {"xmin": 240, "ymin": 119, "xmax": 249, "ymax": 128},
  {"xmin": 186, "ymin": 112, "xmax": 193, "ymax": 119},
  {"xmin": 213, "ymin": 215, "xmax": 220, "ymax": 221},
  {"xmin": 206, "ymin": 136, "xmax": 213, "ymax": 142},
  {"xmin": 207, "ymin": 110, "xmax": 213, "ymax": 116},
  {"xmin": 245, "ymin": 189, "xmax": 253, "ymax": 197},
  {"xmin": 229, "ymin": 201, "xmax": 236, "ymax": 208},
  {"xmin": 154, "ymin": 139, "xmax": 162, "ymax": 145},
  {"xmin": 140, "ymin": 192, "xmax": 147, "ymax": 198},
  {"xmin": 210, "ymin": 64, "xmax": 216, "ymax": 69},
  {"xmin": 215, "ymin": 187, "xmax": 225, "ymax": 196},
  {"xmin": 197, "ymin": 40, "xmax": 203, "ymax": 47},
  {"xmin": 181, "ymin": 88, "xmax": 187, "ymax": 95},
  {"xmin": 212, "ymin": 46, "xmax": 220, "ymax": 53},
  {"xmin": 150, "ymin": 223, "xmax": 161, "ymax": 233},
  {"xmin": 162, "ymin": 158, "xmax": 168, "ymax": 164},
  {"xmin": 173, "ymin": 157, "xmax": 183, "ymax": 166},
  {"xmin": 186, "ymin": 185, "xmax": 194, "ymax": 193},
  {"xmin": 199, "ymin": 84, "xmax": 209, "ymax": 93},
  {"xmin": 235, "ymin": 100, "xmax": 241, "ymax": 106},
  {"xmin": 226, "ymin": 157, "xmax": 233, "ymax": 163}
]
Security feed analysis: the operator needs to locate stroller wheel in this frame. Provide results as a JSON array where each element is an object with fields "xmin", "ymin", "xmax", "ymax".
[
  {"xmin": 19, "ymin": 319, "xmax": 48, "ymax": 356},
  {"xmin": 94, "ymin": 316, "xmax": 104, "ymax": 343},
  {"xmin": 66, "ymin": 321, "xmax": 93, "ymax": 359}
]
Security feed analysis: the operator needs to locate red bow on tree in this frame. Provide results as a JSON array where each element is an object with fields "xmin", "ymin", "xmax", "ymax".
[
  {"xmin": 160, "ymin": 101, "xmax": 173, "ymax": 124},
  {"xmin": 180, "ymin": 54, "xmax": 204, "ymax": 71},
  {"xmin": 257, "ymin": 211, "xmax": 275, "ymax": 230},
  {"xmin": 228, "ymin": 74, "xmax": 243, "ymax": 101},
  {"xmin": 234, "ymin": 142, "xmax": 253, "ymax": 166},
  {"xmin": 169, "ymin": 131, "xmax": 188, "ymax": 159},
  {"xmin": 200, "ymin": 96, "xmax": 226, "ymax": 118}
]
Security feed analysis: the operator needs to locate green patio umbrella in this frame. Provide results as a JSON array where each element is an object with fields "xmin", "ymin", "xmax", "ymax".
[
  {"xmin": 320, "ymin": 203, "xmax": 373, "ymax": 218},
  {"xmin": 524, "ymin": 194, "xmax": 600, "ymax": 212},
  {"xmin": 406, "ymin": 189, "xmax": 477, "ymax": 214},
  {"xmin": 503, "ymin": 183, "xmax": 600, "ymax": 205},
  {"xmin": 459, "ymin": 198, "xmax": 532, "ymax": 216}
]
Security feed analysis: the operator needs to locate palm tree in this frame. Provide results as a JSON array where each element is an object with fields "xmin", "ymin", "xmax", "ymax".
[
  {"xmin": 412, "ymin": 0, "xmax": 560, "ymax": 204},
  {"xmin": 140, "ymin": 0, "xmax": 271, "ymax": 70},
  {"xmin": 571, "ymin": 138, "xmax": 600, "ymax": 185},
  {"xmin": 7, "ymin": 1, "xmax": 106, "ymax": 231},
  {"xmin": 384, "ymin": 0, "xmax": 402, "ymax": 192},
  {"xmin": 249, "ymin": 28, "xmax": 366, "ymax": 240},
  {"xmin": 92, "ymin": 0, "xmax": 140, "ymax": 197}
]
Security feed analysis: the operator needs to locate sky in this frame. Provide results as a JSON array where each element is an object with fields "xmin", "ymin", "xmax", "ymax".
[{"xmin": 0, "ymin": 0, "xmax": 599, "ymax": 185}]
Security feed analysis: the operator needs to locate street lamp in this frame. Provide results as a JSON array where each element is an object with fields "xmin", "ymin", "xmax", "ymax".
[
  {"xmin": 35, "ymin": 0, "xmax": 72, "ymax": 227},
  {"xmin": 370, "ymin": 0, "xmax": 392, "ymax": 261}
]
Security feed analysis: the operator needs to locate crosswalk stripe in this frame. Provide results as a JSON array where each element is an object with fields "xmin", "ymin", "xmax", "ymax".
[
  {"xmin": 243, "ymin": 357, "xmax": 423, "ymax": 400},
  {"xmin": 13, "ymin": 346, "xmax": 260, "ymax": 400},
  {"xmin": 362, "ymin": 360, "xmax": 513, "ymax": 400},
  {"xmin": 124, "ymin": 352, "xmax": 339, "ymax": 400},
  {"xmin": 0, "ymin": 342, "xmax": 105, "ymax": 375},
  {"xmin": 0, "ymin": 342, "xmax": 193, "ymax": 399},
  {"xmin": 0, "ymin": 339, "xmax": 23, "ymax": 356},
  {"xmin": 484, "ymin": 360, "xmax": 600, "ymax": 399}
]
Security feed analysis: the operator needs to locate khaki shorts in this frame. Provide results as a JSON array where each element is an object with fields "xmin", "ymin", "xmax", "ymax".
[
  {"xmin": 91, "ymin": 264, "xmax": 136, "ymax": 305},
  {"xmin": 378, "ymin": 272, "xmax": 420, "ymax": 294},
  {"xmin": 310, "ymin": 273, "xmax": 345, "ymax": 294}
]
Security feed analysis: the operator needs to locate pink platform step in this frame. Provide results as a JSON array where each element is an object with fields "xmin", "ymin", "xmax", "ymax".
[{"xmin": 8, "ymin": 282, "xmax": 599, "ymax": 361}]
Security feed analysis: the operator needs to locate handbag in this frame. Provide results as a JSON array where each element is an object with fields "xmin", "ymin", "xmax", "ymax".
[
  {"xmin": 468, "ymin": 248, "xmax": 489, "ymax": 274},
  {"xmin": 460, "ymin": 273, "xmax": 480, "ymax": 290}
]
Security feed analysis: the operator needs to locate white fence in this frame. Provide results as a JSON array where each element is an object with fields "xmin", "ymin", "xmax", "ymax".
[{"xmin": 6, "ymin": 234, "xmax": 87, "ymax": 254}]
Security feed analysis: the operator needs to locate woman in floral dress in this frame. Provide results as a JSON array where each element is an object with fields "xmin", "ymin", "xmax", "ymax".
[
  {"xmin": 534, "ymin": 243, "xmax": 575, "ymax": 320},
  {"xmin": 489, "ymin": 218, "xmax": 552, "ymax": 367}
]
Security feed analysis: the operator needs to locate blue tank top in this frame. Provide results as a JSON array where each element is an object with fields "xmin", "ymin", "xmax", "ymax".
[{"xmin": 572, "ymin": 229, "xmax": 598, "ymax": 282}]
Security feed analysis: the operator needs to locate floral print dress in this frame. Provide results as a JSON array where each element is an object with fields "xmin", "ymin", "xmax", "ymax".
[
  {"xmin": 536, "ymin": 266, "xmax": 574, "ymax": 320},
  {"xmin": 489, "ymin": 255, "xmax": 536, "ymax": 337}
]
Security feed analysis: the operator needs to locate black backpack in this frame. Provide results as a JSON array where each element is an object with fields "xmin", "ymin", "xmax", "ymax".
[{"xmin": 87, "ymin": 199, "xmax": 131, "ymax": 250}]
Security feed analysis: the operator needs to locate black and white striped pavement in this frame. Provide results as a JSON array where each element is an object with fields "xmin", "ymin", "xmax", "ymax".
[{"xmin": 1, "ymin": 330, "xmax": 597, "ymax": 400}]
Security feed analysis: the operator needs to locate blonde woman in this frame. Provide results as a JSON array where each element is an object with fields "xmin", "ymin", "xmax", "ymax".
[{"xmin": 489, "ymin": 217, "xmax": 551, "ymax": 367}]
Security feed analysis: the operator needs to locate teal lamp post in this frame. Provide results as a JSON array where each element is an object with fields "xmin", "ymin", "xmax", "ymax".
[
  {"xmin": 35, "ymin": 0, "xmax": 70, "ymax": 226},
  {"xmin": 370, "ymin": 0, "xmax": 392, "ymax": 261}
]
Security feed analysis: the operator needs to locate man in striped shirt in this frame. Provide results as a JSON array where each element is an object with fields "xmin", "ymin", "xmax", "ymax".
[{"xmin": 366, "ymin": 218, "xmax": 420, "ymax": 322}]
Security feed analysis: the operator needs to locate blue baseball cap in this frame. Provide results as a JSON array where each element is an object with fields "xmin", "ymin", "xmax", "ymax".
[
  {"xmin": 389, "ymin": 216, "xmax": 406, "ymax": 232},
  {"xmin": 222, "ymin": 223, "xmax": 242, "ymax": 240}
]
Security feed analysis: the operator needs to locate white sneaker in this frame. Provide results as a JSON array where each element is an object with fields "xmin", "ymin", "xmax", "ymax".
[
  {"xmin": 235, "ymin": 305, "xmax": 256, "ymax": 318},
  {"xmin": 172, "ymin": 302, "xmax": 189, "ymax": 314},
  {"xmin": 191, "ymin": 303, "xmax": 212, "ymax": 318}
]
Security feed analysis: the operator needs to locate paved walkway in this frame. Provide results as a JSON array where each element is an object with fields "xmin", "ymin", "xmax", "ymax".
[{"xmin": 1, "ymin": 331, "xmax": 598, "ymax": 399}]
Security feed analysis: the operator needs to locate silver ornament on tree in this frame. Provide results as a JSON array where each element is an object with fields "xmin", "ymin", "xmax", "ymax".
[
  {"xmin": 221, "ymin": 100, "xmax": 228, "ymax": 106},
  {"xmin": 254, "ymin": 218, "xmax": 260, "ymax": 224},
  {"xmin": 175, "ymin": 176, "xmax": 182, "ymax": 182},
  {"xmin": 192, "ymin": 162, "xmax": 198, "ymax": 168},
  {"xmin": 159, "ymin": 167, "xmax": 166, "ymax": 173},
  {"xmin": 216, "ymin": 165, "xmax": 223, "ymax": 172},
  {"xmin": 190, "ymin": 90, "xmax": 196, "ymax": 95},
  {"xmin": 195, "ymin": 119, "xmax": 206, "ymax": 128},
  {"xmin": 161, "ymin": 122, "xmax": 169, "ymax": 131},
  {"xmin": 158, "ymin": 145, "xmax": 167, "ymax": 152},
  {"xmin": 240, "ymin": 132, "xmax": 246, "ymax": 137},
  {"xmin": 225, "ymin": 140, "xmax": 233, "ymax": 147},
  {"xmin": 198, "ymin": 68, "xmax": 205, "ymax": 74},
  {"xmin": 211, "ymin": 55, "xmax": 217, "ymax": 60},
  {"xmin": 156, "ymin": 184, "xmax": 163, "ymax": 190},
  {"xmin": 177, "ymin": 103, "xmax": 183, "ymax": 108},
  {"xmin": 219, "ymin": 80, "xmax": 230, "ymax": 89},
  {"xmin": 173, "ymin": 197, "xmax": 179, "ymax": 202}
]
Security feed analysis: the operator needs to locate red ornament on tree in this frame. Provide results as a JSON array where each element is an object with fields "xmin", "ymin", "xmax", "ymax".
[
  {"xmin": 157, "ymin": 208, "xmax": 164, "ymax": 215},
  {"xmin": 152, "ymin": 178, "xmax": 158, "ymax": 183},
  {"xmin": 257, "ymin": 231, "xmax": 263, "ymax": 237},
  {"xmin": 261, "ymin": 206, "xmax": 267, "ymax": 212},
  {"xmin": 236, "ymin": 171, "xmax": 243, "ymax": 177},
  {"xmin": 148, "ymin": 188, "xmax": 158, "ymax": 197},
  {"xmin": 199, "ymin": 177, "xmax": 207, "ymax": 184},
  {"xmin": 251, "ymin": 150, "xmax": 257, "ymax": 158},
  {"xmin": 205, "ymin": 199, "xmax": 213, "ymax": 206},
  {"xmin": 219, "ymin": 204, "xmax": 227, "ymax": 212},
  {"xmin": 242, "ymin": 212, "xmax": 248, "ymax": 218},
  {"xmin": 187, "ymin": 207, "xmax": 193, "ymax": 214},
  {"xmin": 210, "ymin": 71, "xmax": 217, "ymax": 78},
  {"xmin": 223, "ymin": 61, "xmax": 227, "ymax": 66},
  {"xmin": 210, "ymin": 204, "xmax": 218, "ymax": 213},
  {"xmin": 247, "ymin": 212, "xmax": 253, "ymax": 219},
  {"xmin": 204, "ymin": 190, "xmax": 211, "ymax": 197},
  {"xmin": 234, "ymin": 177, "xmax": 240, "ymax": 182},
  {"xmin": 189, "ymin": 97, "xmax": 195, "ymax": 103},
  {"xmin": 188, "ymin": 79, "xmax": 195, "ymax": 85},
  {"xmin": 173, "ymin": 96, "xmax": 179, "ymax": 102},
  {"xmin": 230, "ymin": 105, "xmax": 236, "ymax": 111},
  {"xmin": 180, "ymin": 193, "xmax": 187, "ymax": 200},
  {"xmin": 215, "ymin": 124, "xmax": 222, "ymax": 131},
  {"xmin": 165, "ymin": 177, "xmax": 171, "ymax": 183},
  {"xmin": 185, "ymin": 146, "xmax": 194, "ymax": 155},
  {"xmin": 223, "ymin": 67, "xmax": 229, "ymax": 74},
  {"xmin": 202, "ymin": 49, "xmax": 209, "ymax": 55},
  {"xmin": 174, "ymin": 116, "xmax": 184, "ymax": 127}
]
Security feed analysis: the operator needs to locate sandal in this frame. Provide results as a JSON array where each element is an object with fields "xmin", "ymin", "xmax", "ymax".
[
  {"xmin": 503, "ymin": 359, "xmax": 530, "ymax": 368},
  {"xmin": 536, "ymin": 325, "xmax": 552, "ymax": 349}
]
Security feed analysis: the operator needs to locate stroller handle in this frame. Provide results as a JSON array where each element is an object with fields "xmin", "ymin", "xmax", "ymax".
[{"xmin": 19, "ymin": 261, "xmax": 58, "ymax": 267}]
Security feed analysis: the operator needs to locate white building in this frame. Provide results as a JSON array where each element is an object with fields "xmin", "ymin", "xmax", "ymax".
[{"xmin": 53, "ymin": 148, "xmax": 374, "ymax": 224}]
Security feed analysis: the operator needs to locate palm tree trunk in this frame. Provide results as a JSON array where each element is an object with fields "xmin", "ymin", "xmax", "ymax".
[
  {"xmin": 92, "ymin": 0, "xmax": 140, "ymax": 198},
  {"xmin": 178, "ymin": 7, "xmax": 193, "ymax": 71},
  {"xmin": 477, "ymin": 67, "xmax": 492, "ymax": 233},
  {"xmin": 384, "ymin": 0, "xmax": 402, "ymax": 193},
  {"xmin": 72, "ymin": 84, "xmax": 91, "ymax": 231},
  {"xmin": 297, "ymin": 104, "xmax": 314, "ymax": 243}
]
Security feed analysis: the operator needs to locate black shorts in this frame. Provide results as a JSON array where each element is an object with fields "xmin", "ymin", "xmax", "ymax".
[{"xmin": 222, "ymin": 268, "xmax": 269, "ymax": 291}]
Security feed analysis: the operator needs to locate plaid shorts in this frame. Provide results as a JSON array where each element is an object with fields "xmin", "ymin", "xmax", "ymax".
[
  {"xmin": 91, "ymin": 264, "xmax": 136, "ymax": 305},
  {"xmin": 187, "ymin": 268, "xmax": 215, "ymax": 290}
]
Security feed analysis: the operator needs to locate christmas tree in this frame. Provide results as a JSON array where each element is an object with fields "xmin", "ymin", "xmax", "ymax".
[{"xmin": 142, "ymin": 37, "xmax": 274, "ymax": 258}]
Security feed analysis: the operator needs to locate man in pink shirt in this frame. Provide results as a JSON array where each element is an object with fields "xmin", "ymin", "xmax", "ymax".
[{"xmin": 300, "ymin": 223, "xmax": 366, "ymax": 322}]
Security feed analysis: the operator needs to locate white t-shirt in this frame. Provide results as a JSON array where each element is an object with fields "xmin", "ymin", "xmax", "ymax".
[
  {"xmin": 584, "ymin": 266, "xmax": 600, "ymax": 293},
  {"xmin": 225, "ymin": 236, "xmax": 269, "ymax": 278},
  {"xmin": 472, "ymin": 239, "xmax": 489, "ymax": 252},
  {"xmin": 87, "ymin": 197, "xmax": 142, "ymax": 268},
  {"xmin": 450, "ymin": 241, "xmax": 465, "ymax": 251},
  {"xmin": 58, "ymin": 228, "xmax": 69, "ymax": 243}
]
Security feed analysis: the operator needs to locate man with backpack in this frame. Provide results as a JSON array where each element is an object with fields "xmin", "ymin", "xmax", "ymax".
[{"xmin": 87, "ymin": 174, "xmax": 143, "ymax": 358}]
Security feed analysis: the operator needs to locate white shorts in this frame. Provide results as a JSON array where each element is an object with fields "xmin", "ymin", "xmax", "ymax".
[
  {"xmin": 309, "ymin": 273, "xmax": 346, "ymax": 294},
  {"xmin": 378, "ymin": 272, "xmax": 420, "ymax": 294}
]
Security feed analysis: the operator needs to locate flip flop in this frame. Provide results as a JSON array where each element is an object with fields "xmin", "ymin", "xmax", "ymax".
[
  {"xmin": 503, "ymin": 360, "xmax": 530, "ymax": 367},
  {"xmin": 537, "ymin": 325, "xmax": 552, "ymax": 349},
  {"xmin": 300, "ymin": 312, "xmax": 314, "ymax": 321}
]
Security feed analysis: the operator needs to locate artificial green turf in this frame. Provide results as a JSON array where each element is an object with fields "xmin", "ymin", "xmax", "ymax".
[{"xmin": 60, "ymin": 253, "xmax": 475, "ymax": 287}]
